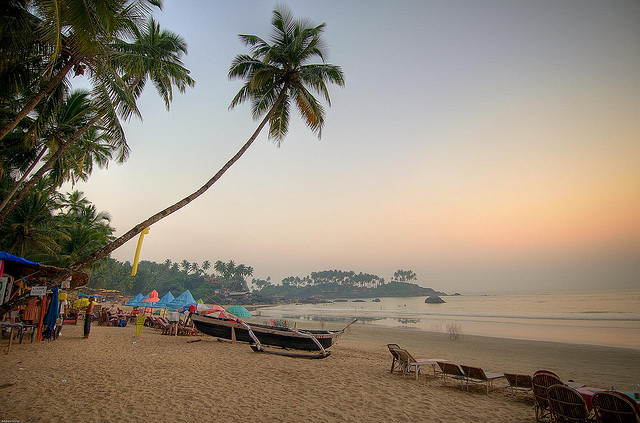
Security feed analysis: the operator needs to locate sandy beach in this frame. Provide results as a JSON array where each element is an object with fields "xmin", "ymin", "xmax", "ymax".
[{"xmin": 1, "ymin": 319, "xmax": 639, "ymax": 422}]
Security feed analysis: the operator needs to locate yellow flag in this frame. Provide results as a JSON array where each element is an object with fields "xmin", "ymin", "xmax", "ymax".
[{"xmin": 136, "ymin": 315, "xmax": 146, "ymax": 336}]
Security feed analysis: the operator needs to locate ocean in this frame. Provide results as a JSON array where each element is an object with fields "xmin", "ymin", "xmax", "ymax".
[{"xmin": 252, "ymin": 288, "xmax": 640, "ymax": 350}]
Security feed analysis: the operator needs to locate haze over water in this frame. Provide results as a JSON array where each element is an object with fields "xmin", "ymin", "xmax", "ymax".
[{"xmin": 255, "ymin": 289, "xmax": 640, "ymax": 350}]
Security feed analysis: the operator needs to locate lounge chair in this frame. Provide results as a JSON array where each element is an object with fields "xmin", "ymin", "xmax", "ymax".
[
  {"xmin": 460, "ymin": 365, "xmax": 506, "ymax": 395},
  {"xmin": 547, "ymin": 384, "xmax": 593, "ymax": 422},
  {"xmin": 387, "ymin": 344, "xmax": 403, "ymax": 373},
  {"xmin": 532, "ymin": 371, "xmax": 564, "ymax": 422},
  {"xmin": 394, "ymin": 348, "xmax": 444, "ymax": 381},
  {"xmin": 438, "ymin": 361, "xmax": 467, "ymax": 390},
  {"xmin": 591, "ymin": 391, "xmax": 640, "ymax": 423},
  {"xmin": 505, "ymin": 373, "xmax": 533, "ymax": 396}
]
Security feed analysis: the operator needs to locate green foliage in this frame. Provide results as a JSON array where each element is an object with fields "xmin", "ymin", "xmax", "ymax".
[
  {"xmin": 392, "ymin": 269, "xmax": 417, "ymax": 282},
  {"xmin": 228, "ymin": 5, "xmax": 344, "ymax": 144}
]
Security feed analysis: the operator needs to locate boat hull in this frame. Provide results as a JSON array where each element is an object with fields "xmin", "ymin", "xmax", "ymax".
[{"xmin": 191, "ymin": 314, "xmax": 340, "ymax": 351}]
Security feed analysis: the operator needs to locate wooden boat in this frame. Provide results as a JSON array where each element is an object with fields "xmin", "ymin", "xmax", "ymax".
[{"xmin": 191, "ymin": 314, "xmax": 353, "ymax": 357}]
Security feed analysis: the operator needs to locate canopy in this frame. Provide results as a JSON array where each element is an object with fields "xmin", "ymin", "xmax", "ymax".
[
  {"xmin": 166, "ymin": 290, "xmax": 196, "ymax": 310},
  {"xmin": 226, "ymin": 305, "xmax": 251, "ymax": 318},
  {"xmin": 152, "ymin": 291, "xmax": 175, "ymax": 309},
  {"xmin": 126, "ymin": 293, "xmax": 144, "ymax": 306},
  {"xmin": 0, "ymin": 251, "xmax": 88, "ymax": 289},
  {"xmin": 142, "ymin": 289, "xmax": 159, "ymax": 303},
  {"xmin": 0, "ymin": 251, "xmax": 39, "ymax": 266},
  {"xmin": 128, "ymin": 294, "xmax": 149, "ymax": 307}
]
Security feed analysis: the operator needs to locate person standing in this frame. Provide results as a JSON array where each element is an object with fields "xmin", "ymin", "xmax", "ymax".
[
  {"xmin": 84, "ymin": 297, "xmax": 95, "ymax": 339},
  {"xmin": 169, "ymin": 310, "xmax": 180, "ymax": 336}
]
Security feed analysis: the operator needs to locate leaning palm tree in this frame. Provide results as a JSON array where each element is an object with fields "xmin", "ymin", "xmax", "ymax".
[{"xmin": 69, "ymin": 6, "xmax": 344, "ymax": 272}]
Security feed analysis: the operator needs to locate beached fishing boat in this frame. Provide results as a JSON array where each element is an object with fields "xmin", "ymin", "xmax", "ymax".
[{"xmin": 191, "ymin": 314, "xmax": 354, "ymax": 357}]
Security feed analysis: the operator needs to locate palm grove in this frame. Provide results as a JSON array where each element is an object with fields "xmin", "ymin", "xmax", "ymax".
[{"xmin": 0, "ymin": 2, "xmax": 352, "ymax": 307}]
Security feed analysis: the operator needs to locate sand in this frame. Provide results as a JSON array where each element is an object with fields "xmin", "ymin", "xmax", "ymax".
[{"xmin": 1, "ymin": 319, "xmax": 639, "ymax": 422}]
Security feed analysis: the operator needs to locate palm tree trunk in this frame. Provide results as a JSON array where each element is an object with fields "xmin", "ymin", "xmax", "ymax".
[
  {"xmin": 0, "ymin": 113, "xmax": 102, "ymax": 225},
  {"xmin": 71, "ymin": 82, "xmax": 291, "ymax": 272},
  {"xmin": 0, "ymin": 147, "xmax": 46, "ymax": 214},
  {"xmin": 0, "ymin": 77, "xmax": 143, "ymax": 223},
  {"xmin": 0, "ymin": 60, "xmax": 76, "ymax": 142}
]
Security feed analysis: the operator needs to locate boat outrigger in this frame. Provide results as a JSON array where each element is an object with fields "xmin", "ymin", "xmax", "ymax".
[{"xmin": 191, "ymin": 314, "xmax": 356, "ymax": 358}]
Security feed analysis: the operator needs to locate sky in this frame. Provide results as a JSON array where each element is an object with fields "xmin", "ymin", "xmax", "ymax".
[{"xmin": 70, "ymin": 0, "xmax": 640, "ymax": 293}]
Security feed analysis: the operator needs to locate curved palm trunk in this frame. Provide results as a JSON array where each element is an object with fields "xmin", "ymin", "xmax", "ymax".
[
  {"xmin": 0, "ymin": 147, "xmax": 46, "ymax": 214},
  {"xmin": 0, "ymin": 78, "xmax": 145, "ymax": 224},
  {"xmin": 0, "ymin": 112, "xmax": 101, "ymax": 225},
  {"xmin": 70, "ymin": 82, "xmax": 290, "ymax": 272},
  {"xmin": 0, "ymin": 60, "xmax": 76, "ymax": 142}
]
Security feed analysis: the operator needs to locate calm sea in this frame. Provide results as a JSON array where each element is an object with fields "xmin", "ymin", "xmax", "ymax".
[{"xmin": 253, "ymin": 289, "xmax": 640, "ymax": 350}]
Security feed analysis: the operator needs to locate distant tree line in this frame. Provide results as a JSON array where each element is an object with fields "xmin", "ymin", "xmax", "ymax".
[{"xmin": 87, "ymin": 260, "xmax": 426, "ymax": 302}]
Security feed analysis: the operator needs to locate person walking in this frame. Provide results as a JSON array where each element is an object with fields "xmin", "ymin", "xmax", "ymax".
[{"xmin": 84, "ymin": 297, "xmax": 95, "ymax": 339}]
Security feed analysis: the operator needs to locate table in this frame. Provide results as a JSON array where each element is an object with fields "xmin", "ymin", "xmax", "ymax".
[
  {"xmin": 0, "ymin": 321, "xmax": 35, "ymax": 353},
  {"xmin": 577, "ymin": 387, "xmax": 640, "ymax": 411}
]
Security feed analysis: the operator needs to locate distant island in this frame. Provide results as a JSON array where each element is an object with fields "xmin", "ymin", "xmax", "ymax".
[{"xmin": 254, "ymin": 281, "xmax": 446, "ymax": 304}]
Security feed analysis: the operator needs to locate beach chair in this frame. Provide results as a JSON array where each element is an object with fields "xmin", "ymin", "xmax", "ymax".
[
  {"xmin": 437, "ymin": 361, "xmax": 467, "ymax": 390},
  {"xmin": 534, "ymin": 369, "xmax": 560, "ymax": 378},
  {"xmin": 505, "ymin": 373, "xmax": 533, "ymax": 396},
  {"xmin": 459, "ymin": 365, "xmax": 506, "ymax": 395},
  {"xmin": 591, "ymin": 391, "xmax": 640, "ymax": 423},
  {"xmin": 547, "ymin": 384, "xmax": 594, "ymax": 422},
  {"xmin": 178, "ymin": 322, "xmax": 199, "ymax": 336},
  {"xmin": 387, "ymin": 344, "xmax": 403, "ymax": 373},
  {"xmin": 532, "ymin": 371, "xmax": 564, "ymax": 422},
  {"xmin": 394, "ymin": 348, "xmax": 443, "ymax": 381}
]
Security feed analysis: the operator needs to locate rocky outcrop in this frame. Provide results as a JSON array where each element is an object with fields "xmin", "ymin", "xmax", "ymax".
[{"xmin": 425, "ymin": 295, "xmax": 446, "ymax": 304}]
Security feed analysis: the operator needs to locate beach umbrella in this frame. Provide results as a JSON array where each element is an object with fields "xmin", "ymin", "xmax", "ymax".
[
  {"xmin": 226, "ymin": 305, "xmax": 251, "ymax": 318},
  {"xmin": 152, "ymin": 291, "xmax": 175, "ymax": 309},
  {"xmin": 126, "ymin": 293, "xmax": 144, "ymax": 306},
  {"xmin": 142, "ymin": 289, "xmax": 160, "ymax": 304},
  {"xmin": 166, "ymin": 290, "xmax": 196, "ymax": 310},
  {"xmin": 128, "ymin": 294, "xmax": 149, "ymax": 308}
]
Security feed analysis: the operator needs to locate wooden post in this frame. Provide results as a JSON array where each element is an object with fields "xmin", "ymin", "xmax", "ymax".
[{"xmin": 231, "ymin": 326, "xmax": 236, "ymax": 343}]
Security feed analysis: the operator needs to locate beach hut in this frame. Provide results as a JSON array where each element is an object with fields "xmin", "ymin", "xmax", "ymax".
[{"xmin": 166, "ymin": 290, "xmax": 196, "ymax": 311}]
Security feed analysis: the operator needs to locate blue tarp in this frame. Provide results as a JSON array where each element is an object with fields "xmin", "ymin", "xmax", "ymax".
[
  {"xmin": 0, "ymin": 251, "xmax": 39, "ymax": 267},
  {"xmin": 152, "ymin": 291, "xmax": 175, "ymax": 308},
  {"xmin": 166, "ymin": 290, "xmax": 196, "ymax": 310},
  {"xmin": 43, "ymin": 286, "xmax": 59, "ymax": 339}
]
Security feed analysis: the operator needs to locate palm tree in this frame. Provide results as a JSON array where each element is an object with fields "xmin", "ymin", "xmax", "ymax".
[
  {"xmin": 180, "ymin": 259, "xmax": 191, "ymax": 274},
  {"xmin": 0, "ymin": 0, "xmax": 161, "ymax": 141},
  {"xmin": 0, "ymin": 17, "xmax": 194, "ymax": 224},
  {"xmin": 70, "ymin": 5, "xmax": 344, "ymax": 273},
  {"xmin": 201, "ymin": 260, "xmax": 211, "ymax": 275}
]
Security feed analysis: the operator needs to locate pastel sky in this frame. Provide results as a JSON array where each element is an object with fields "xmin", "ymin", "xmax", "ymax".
[{"xmin": 70, "ymin": 0, "xmax": 640, "ymax": 293}]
